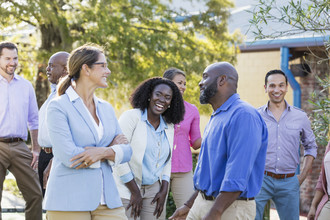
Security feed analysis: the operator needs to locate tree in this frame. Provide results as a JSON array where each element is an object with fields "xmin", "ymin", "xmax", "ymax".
[
  {"xmin": 0, "ymin": 0, "xmax": 240, "ymax": 114},
  {"xmin": 249, "ymin": 0, "xmax": 329, "ymax": 145}
]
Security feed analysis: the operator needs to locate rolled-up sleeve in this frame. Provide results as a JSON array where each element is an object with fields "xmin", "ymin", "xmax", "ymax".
[{"xmin": 301, "ymin": 114, "xmax": 318, "ymax": 158}]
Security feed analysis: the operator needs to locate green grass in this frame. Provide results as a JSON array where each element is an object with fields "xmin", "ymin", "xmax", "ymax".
[{"xmin": 3, "ymin": 179, "xmax": 22, "ymax": 198}]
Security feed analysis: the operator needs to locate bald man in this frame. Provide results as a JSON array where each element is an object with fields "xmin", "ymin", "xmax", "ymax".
[
  {"xmin": 38, "ymin": 52, "xmax": 69, "ymax": 196},
  {"xmin": 170, "ymin": 62, "xmax": 268, "ymax": 220}
]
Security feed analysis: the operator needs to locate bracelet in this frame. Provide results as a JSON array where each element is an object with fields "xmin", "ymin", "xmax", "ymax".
[{"xmin": 184, "ymin": 202, "xmax": 192, "ymax": 209}]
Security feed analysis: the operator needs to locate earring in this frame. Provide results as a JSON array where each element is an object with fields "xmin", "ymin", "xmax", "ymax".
[
  {"xmin": 148, "ymin": 98, "xmax": 150, "ymax": 101},
  {"xmin": 168, "ymin": 105, "xmax": 170, "ymax": 109}
]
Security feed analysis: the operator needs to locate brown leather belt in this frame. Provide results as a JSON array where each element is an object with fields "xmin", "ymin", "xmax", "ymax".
[
  {"xmin": 200, "ymin": 191, "xmax": 216, "ymax": 201},
  {"xmin": 0, "ymin": 137, "xmax": 23, "ymax": 143},
  {"xmin": 41, "ymin": 147, "xmax": 53, "ymax": 154},
  {"xmin": 237, "ymin": 197, "xmax": 255, "ymax": 201},
  {"xmin": 264, "ymin": 171, "xmax": 295, "ymax": 179},
  {"xmin": 200, "ymin": 191, "xmax": 254, "ymax": 201}
]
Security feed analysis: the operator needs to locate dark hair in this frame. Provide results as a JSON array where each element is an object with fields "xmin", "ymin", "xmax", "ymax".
[
  {"xmin": 0, "ymin": 42, "xmax": 18, "ymax": 56},
  {"xmin": 130, "ymin": 77, "xmax": 185, "ymax": 124},
  {"xmin": 57, "ymin": 44, "xmax": 103, "ymax": 96},
  {"xmin": 163, "ymin": 67, "xmax": 186, "ymax": 80},
  {"xmin": 265, "ymin": 69, "xmax": 288, "ymax": 85}
]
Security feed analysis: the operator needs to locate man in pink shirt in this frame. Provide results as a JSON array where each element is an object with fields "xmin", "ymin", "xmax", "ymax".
[{"xmin": 0, "ymin": 42, "xmax": 42, "ymax": 220}]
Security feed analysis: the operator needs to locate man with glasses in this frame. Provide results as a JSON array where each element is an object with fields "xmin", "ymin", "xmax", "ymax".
[{"xmin": 38, "ymin": 51, "xmax": 69, "ymax": 196}]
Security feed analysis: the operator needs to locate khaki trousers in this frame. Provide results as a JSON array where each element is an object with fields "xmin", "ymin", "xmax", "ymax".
[
  {"xmin": 122, "ymin": 181, "xmax": 166, "ymax": 220},
  {"xmin": 170, "ymin": 171, "xmax": 194, "ymax": 208},
  {"xmin": 187, "ymin": 192, "xmax": 256, "ymax": 220},
  {"xmin": 318, "ymin": 199, "xmax": 330, "ymax": 220},
  {"xmin": 47, "ymin": 205, "xmax": 127, "ymax": 220},
  {"xmin": 0, "ymin": 141, "xmax": 42, "ymax": 220}
]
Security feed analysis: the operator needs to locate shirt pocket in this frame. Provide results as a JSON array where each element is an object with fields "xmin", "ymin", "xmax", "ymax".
[{"xmin": 285, "ymin": 121, "xmax": 301, "ymax": 137}]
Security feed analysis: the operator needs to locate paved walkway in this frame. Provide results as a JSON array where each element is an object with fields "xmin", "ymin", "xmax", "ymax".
[
  {"xmin": 1, "ymin": 172, "xmax": 45, "ymax": 220},
  {"xmin": 1, "ymin": 173, "xmax": 307, "ymax": 220}
]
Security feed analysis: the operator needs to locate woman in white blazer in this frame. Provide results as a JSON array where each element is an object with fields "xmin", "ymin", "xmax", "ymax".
[
  {"xmin": 114, "ymin": 77, "xmax": 185, "ymax": 220},
  {"xmin": 44, "ymin": 44, "xmax": 132, "ymax": 220}
]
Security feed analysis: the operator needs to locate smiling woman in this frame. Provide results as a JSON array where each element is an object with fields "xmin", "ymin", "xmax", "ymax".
[
  {"xmin": 43, "ymin": 44, "xmax": 132, "ymax": 220},
  {"xmin": 113, "ymin": 77, "xmax": 184, "ymax": 220}
]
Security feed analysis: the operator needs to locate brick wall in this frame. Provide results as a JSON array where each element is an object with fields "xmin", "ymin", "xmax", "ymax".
[{"xmin": 298, "ymin": 49, "xmax": 329, "ymax": 214}]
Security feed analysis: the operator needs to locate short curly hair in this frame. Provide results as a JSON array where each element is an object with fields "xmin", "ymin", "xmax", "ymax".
[{"xmin": 130, "ymin": 77, "xmax": 185, "ymax": 124}]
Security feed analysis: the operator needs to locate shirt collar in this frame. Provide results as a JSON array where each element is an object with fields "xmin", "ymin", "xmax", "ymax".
[
  {"xmin": 213, "ymin": 93, "xmax": 240, "ymax": 116},
  {"xmin": 264, "ymin": 100, "xmax": 291, "ymax": 112},
  {"xmin": 141, "ymin": 108, "xmax": 168, "ymax": 131},
  {"xmin": 65, "ymin": 86, "xmax": 100, "ymax": 106},
  {"xmin": 50, "ymin": 84, "xmax": 57, "ymax": 93},
  {"xmin": 0, "ymin": 73, "xmax": 20, "ymax": 82}
]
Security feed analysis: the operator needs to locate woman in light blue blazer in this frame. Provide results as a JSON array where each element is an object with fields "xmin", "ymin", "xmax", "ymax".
[
  {"xmin": 114, "ymin": 77, "xmax": 185, "ymax": 220},
  {"xmin": 43, "ymin": 44, "xmax": 132, "ymax": 220}
]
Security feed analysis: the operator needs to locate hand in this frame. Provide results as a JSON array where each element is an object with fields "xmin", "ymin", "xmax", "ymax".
[
  {"xmin": 110, "ymin": 134, "xmax": 128, "ymax": 146},
  {"xmin": 297, "ymin": 175, "xmax": 304, "ymax": 185},
  {"xmin": 70, "ymin": 147, "xmax": 109, "ymax": 169},
  {"xmin": 127, "ymin": 190, "xmax": 143, "ymax": 220},
  {"xmin": 31, "ymin": 150, "xmax": 40, "ymax": 169},
  {"xmin": 43, "ymin": 158, "xmax": 53, "ymax": 189},
  {"xmin": 152, "ymin": 184, "xmax": 168, "ymax": 218},
  {"xmin": 169, "ymin": 205, "xmax": 190, "ymax": 220},
  {"xmin": 307, "ymin": 206, "xmax": 316, "ymax": 220}
]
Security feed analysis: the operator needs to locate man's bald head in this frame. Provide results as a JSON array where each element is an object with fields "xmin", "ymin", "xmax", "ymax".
[
  {"xmin": 205, "ymin": 62, "xmax": 238, "ymax": 91},
  {"xmin": 47, "ymin": 51, "xmax": 69, "ymax": 84}
]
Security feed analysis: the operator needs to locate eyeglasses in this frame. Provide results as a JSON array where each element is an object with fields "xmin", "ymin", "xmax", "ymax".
[{"xmin": 92, "ymin": 62, "xmax": 108, "ymax": 68}]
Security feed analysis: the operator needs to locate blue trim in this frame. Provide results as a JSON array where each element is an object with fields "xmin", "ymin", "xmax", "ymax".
[
  {"xmin": 240, "ymin": 36, "xmax": 329, "ymax": 51},
  {"xmin": 280, "ymin": 47, "xmax": 301, "ymax": 108}
]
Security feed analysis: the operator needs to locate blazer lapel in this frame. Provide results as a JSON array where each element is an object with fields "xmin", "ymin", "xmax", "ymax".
[{"xmin": 72, "ymin": 98, "xmax": 99, "ymax": 143}]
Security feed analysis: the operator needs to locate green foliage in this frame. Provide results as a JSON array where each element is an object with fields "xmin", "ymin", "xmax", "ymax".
[
  {"xmin": 0, "ymin": 0, "xmax": 240, "ymax": 115},
  {"xmin": 308, "ymin": 76, "xmax": 330, "ymax": 146},
  {"xmin": 3, "ymin": 179, "xmax": 22, "ymax": 198},
  {"xmin": 249, "ymin": 0, "xmax": 330, "ymax": 39}
]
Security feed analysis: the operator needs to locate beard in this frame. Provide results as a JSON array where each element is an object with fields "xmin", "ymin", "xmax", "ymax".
[
  {"xmin": 199, "ymin": 80, "xmax": 218, "ymax": 104},
  {"xmin": 0, "ymin": 65, "xmax": 16, "ymax": 75}
]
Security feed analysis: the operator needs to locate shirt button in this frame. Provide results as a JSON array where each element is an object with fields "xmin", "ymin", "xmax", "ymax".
[
  {"xmin": 278, "ymin": 147, "xmax": 280, "ymax": 149},
  {"xmin": 277, "ymin": 158, "xmax": 280, "ymax": 160},
  {"xmin": 278, "ymin": 124, "xmax": 280, "ymax": 127}
]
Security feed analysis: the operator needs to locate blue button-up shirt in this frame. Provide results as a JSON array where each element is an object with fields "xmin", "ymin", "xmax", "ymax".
[
  {"xmin": 141, "ymin": 109, "xmax": 170, "ymax": 185},
  {"xmin": 120, "ymin": 109, "xmax": 171, "ymax": 185},
  {"xmin": 194, "ymin": 94, "xmax": 268, "ymax": 198},
  {"xmin": 258, "ymin": 101, "xmax": 317, "ymax": 174}
]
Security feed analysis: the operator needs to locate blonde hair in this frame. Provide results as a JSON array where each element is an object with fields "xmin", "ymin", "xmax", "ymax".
[{"xmin": 57, "ymin": 44, "xmax": 104, "ymax": 96}]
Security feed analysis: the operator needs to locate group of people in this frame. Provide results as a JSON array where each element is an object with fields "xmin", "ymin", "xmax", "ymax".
[{"xmin": 0, "ymin": 40, "xmax": 327, "ymax": 220}]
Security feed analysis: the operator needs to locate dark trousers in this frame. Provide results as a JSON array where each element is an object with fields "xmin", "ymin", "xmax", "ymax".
[{"xmin": 38, "ymin": 149, "xmax": 53, "ymax": 197}]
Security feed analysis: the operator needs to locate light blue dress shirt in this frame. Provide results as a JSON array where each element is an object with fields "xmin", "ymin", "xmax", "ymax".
[
  {"xmin": 120, "ymin": 109, "xmax": 171, "ymax": 185},
  {"xmin": 258, "ymin": 101, "xmax": 317, "ymax": 174},
  {"xmin": 194, "ymin": 94, "xmax": 268, "ymax": 199}
]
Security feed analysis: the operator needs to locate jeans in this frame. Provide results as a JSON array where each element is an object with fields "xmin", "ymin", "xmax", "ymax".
[{"xmin": 255, "ymin": 175, "xmax": 300, "ymax": 220}]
